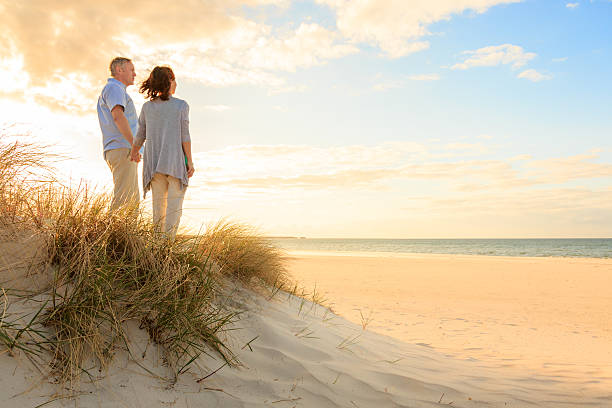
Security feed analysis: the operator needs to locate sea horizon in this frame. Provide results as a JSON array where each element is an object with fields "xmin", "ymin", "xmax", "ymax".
[{"xmin": 267, "ymin": 237, "xmax": 612, "ymax": 259}]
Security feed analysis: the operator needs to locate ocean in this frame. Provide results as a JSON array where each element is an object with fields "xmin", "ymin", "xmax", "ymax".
[{"xmin": 267, "ymin": 238, "xmax": 612, "ymax": 258}]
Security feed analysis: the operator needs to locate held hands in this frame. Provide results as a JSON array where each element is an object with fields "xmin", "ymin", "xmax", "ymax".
[
  {"xmin": 130, "ymin": 148, "xmax": 141, "ymax": 163},
  {"xmin": 129, "ymin": 144, "xmax": 192, "ymax": 176}
]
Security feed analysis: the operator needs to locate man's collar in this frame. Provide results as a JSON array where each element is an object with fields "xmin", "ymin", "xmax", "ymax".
[{"xmin": 108, "ymin": 77, "xmax": 126, "ymax": 89}]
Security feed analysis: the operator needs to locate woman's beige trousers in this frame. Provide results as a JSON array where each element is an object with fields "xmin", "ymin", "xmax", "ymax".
[{"xmin": 150, "ymin": 173, "xmax": 186, "ymax": 237}]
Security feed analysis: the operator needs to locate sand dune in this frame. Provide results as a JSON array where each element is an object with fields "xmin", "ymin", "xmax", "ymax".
[{"xmin": 2, "ymin": 274, "xmax": 611, "ymax": 407}]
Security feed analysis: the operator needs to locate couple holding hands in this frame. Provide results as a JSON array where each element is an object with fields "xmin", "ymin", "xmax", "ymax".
[{"xmin": 97, "ymin": 57, "xmax": 194, "ymax": 237}]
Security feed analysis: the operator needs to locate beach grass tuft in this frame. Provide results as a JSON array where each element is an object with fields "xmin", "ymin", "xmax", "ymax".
[{"xmin": 196, "ymin": 220, "xmax": 289, "ymax": 291}]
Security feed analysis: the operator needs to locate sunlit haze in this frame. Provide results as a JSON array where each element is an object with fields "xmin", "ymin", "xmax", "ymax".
[{"xmin": 1, "ymin": 0, "xmax": 611, "ymax": 238}]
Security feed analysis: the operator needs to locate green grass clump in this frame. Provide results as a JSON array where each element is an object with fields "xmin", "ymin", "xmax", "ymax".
[
  {"xmin": 0, "ymin": 139, "xmax": 288, "ymax": 387},
  {"xmin": 0, "ymin": 289, "xmax": 49, "ymax": 359},
  {"xmin": 197, "ymin": 220, "xmax": 289, "ymax": 290}
]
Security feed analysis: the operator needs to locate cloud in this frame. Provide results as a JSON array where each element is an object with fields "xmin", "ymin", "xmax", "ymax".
[
  {"xmin": 202, "ymin": 105, "xmax": 232, "ymax": 112},
  {"xmin": 204, "ymin": 168, "xmax": 400, "ymax": 189},
  {"xmin": 267, "ymin": 84, "xmax": 308, "ymax": 95},
  {"xmin": 154, "ymin": 22, "xmax": 357, "ymax": 81},
  {"xmin": 0, "ymin": 46, "xmax": 29, "ymax": 93},
  {"xmin": 372, "ymin": 79, "xmax": 405, "ymax": 91},
  {"xmin": 0, "ymin": 1, "xmax": 356, "ymax": 112},
  {"xmin": 419, "ymin": 188, "xmax": 612, "ymax": 218},
  {"xmin": 451, "ymin": 44, "xmax": 536, "ymax": 70},
  {"xmin": 315, "ymin": 0, "xmax": 521, "ymax": 58},
  {"xmin": 373, "ymin": 73, "xmax": 441, "ymax": 91},
  {"xmin": 187, "ymin": 141, "xmax": 612, "ymax": 193},
  {"xmin": 457, "ymin": 153, "xmax": 612, "ymax": 191},
  {"xmin": 450, "ymin": 45, "xmax": 552, "ymax": 82},
  {"xmin": 508, "ymin": 154, "xmax": 532, "ymax": 162},
  {"xmin": 552, "ymin": 57, "xmax": 568, "ymax": 62},
  {"xmin": 408, "ymin": 74, "xmax": 441, "ymax": 81},
  {"xmin": 517, "ymin": 69, "xmax": 553, "ymax": 82},
  {"xmin": 1, "ymin": 0, "xmax": 528, "ymax": 114},
  {"xmin": 566, "ymin": 2, "xmax": 579, "ymax": 8},
  {"xmin": 525, "ymin": 153, "xmax": 612, "ymax": 183},
  {"xmin": 199, "ymin": 153, "xmax": 592, "ymax": 192},
  {"xmin": 444, "ymin": 142, "xmax": 491, "ymax": 154},
  {"xmin": 191, "ymin": 142, "xmax": 428, "ymax": 191}
]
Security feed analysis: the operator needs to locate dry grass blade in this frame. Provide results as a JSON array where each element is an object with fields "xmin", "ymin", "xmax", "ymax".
[{"xmin": 337, "ymin": 334, "xmax": 361, "ymax": 351}]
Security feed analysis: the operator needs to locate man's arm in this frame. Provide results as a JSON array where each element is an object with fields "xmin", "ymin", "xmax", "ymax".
[{"xmin": 111, "ymin": 105, "xmax": 134, "ymax": 146}]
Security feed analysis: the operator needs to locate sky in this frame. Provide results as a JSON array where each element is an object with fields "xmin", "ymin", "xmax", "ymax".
[{"xmin": 1, "ymin": 0, "xmax": 611, "ymax": 238}]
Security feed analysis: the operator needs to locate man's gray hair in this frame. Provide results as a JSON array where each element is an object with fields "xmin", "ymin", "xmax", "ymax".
[{"xmin": 109, "ymin": 57, "xmax": 132, "ymax": 77}]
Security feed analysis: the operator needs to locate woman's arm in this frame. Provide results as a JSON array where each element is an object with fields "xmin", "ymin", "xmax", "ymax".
[
  {"xmin": 182, "ymin": 141, "xmax": 194, "ymax": 178},
  {"xmin": 180, "ymin": 102, "xmax": 194, "ymax": 177}
]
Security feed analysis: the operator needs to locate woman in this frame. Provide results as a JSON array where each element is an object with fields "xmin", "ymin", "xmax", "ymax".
[{"xmin": 130, "ymin": 66, "xmax": 194, "ymax": 237}]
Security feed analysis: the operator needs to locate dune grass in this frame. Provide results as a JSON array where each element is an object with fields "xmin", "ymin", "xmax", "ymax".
[
  {"xmin": 43, "ymin": 191, "xmax": 239, "ymax": 385},
  {"xmin": 0, "ymin": 140, "xmax": 289, "ymax": 387},
  {"xmin": 195, "ymin": 220, "xmax": 289, "ymax": 289}
]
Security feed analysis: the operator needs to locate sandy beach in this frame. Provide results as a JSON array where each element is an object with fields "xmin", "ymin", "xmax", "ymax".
[
  {"xmin": 287, "ymin": 251, "xmax": 612, "ymax": 399},
  {"xmin": 2, "ymin": 251, "xmax": 612, "ymax": 407}
]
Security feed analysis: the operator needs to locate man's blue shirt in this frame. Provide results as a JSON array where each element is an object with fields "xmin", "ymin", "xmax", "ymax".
[{"xmin": 97, "ymin": 78, "xmax": 138, "ymax": 154}]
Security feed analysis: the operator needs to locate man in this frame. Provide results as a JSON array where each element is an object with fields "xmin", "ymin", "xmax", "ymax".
[{"xmin": 97, "ymin": 57, "xmax": 140, "ymax": 210}]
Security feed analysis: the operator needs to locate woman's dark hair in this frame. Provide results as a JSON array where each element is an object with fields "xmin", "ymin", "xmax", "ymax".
[{"xmin": 140, "ymin": 66, "xmax": 175, "ymax": 101}]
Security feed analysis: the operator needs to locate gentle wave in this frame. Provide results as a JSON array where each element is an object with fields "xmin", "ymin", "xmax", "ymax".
[{"xmin": 267, "ymin": 238, "xmax": 612, "ymax": 258}]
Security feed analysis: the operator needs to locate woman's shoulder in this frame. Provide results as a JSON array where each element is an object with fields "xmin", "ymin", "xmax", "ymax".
[
  {"xmin": 171, "ymin": 97, "xmax": 189, "ymax": 110},
  {"xmin": 139, "ymin": 100, "xmax": 153, "ymax": 114}
]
